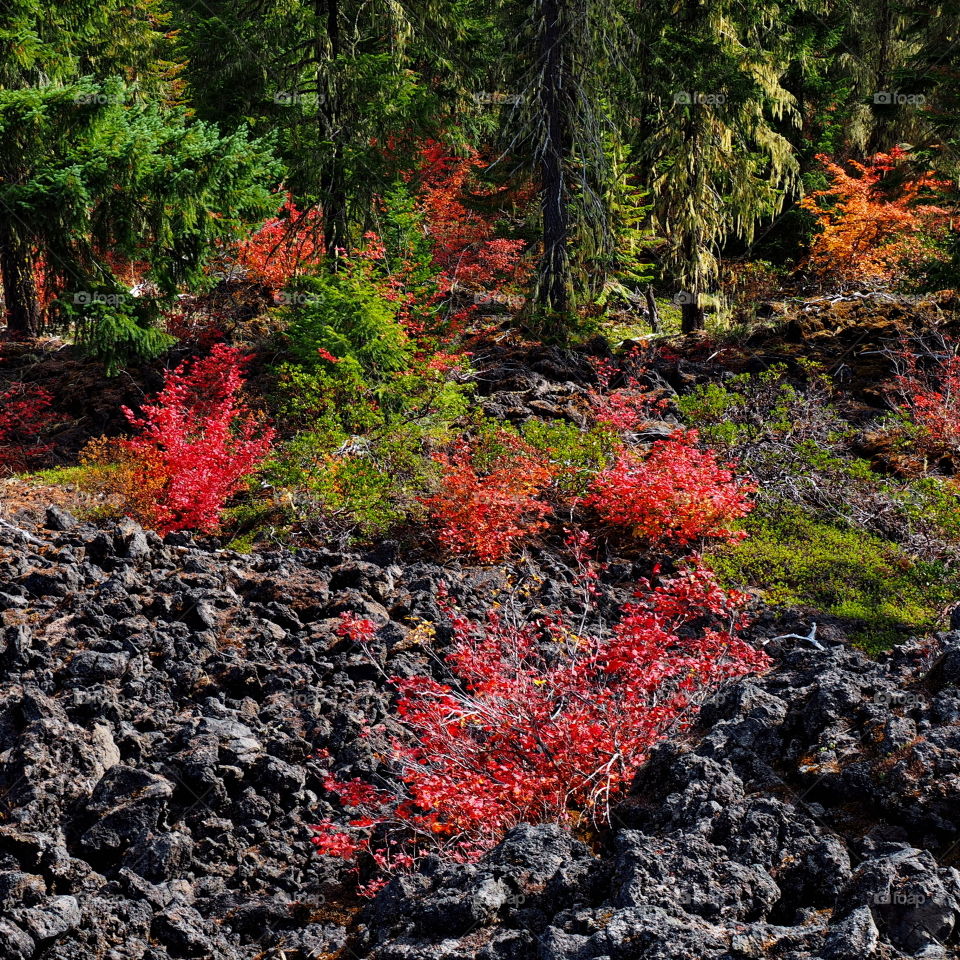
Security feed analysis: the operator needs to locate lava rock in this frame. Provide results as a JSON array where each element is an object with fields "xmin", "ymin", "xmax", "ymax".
[
  {"xmin": 44, "ymin": 505, "xmax": 77, "ymax": 531},
  {"xmin": 1, "ymin": 475, "xmax": 960, "ymax": 960},
  {"xmin": 69, "ymin": 650, "xmax": 130, "ymax": 680},
  {"xmin": 11, "ymin": 895, "xmax": 81, "ymax": 942},
  {"xmin": 80, "ymin": 767, "xmax": 174, "ymax": 856}
]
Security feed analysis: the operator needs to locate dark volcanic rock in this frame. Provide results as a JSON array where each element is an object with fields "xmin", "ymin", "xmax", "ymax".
[
  {"xmin": 357, "ymin": 636, "xmax": 960, "ymax": 959},
  {"xmin": 79, "ymin": 767, "xmax": 175, "ymax": 857},
  {"xmin": 44, "ymin": 506, "xmax": 76, "ymax": 532},
  {"xmin": 0, "ymin": 501, "xmax": 959, "ymax": 960}
]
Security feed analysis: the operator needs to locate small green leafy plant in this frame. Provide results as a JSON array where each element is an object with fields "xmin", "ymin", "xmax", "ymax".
[{"xmin": 267, "ymin": 349, "xmax": 472, "ymax": 538}]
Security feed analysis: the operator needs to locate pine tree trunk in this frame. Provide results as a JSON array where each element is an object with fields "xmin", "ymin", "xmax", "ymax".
[
  {"xmin": 318, "ymin": 0, "xmax": 349, "ymax": 264},
  {"xmin": 0, "ymin": 221, "xmax": 41, "ymax": 338},
  {"xmin": 535, "ymin": 0, "xmax": 574, "ymax": 324},
  {"xmin": 681, "ymin": 297, "xmax": 705, "ymax": 333},
  {"xmin": 868, "ymin": 0, "xmax": 896, "ymax": 154},
  {"xmin": 322, "ymin": 157, "xmax": 349, "ymax": 263},
  {"xmin": 645, "ymin": 285, "xmax": 661, "ymax": 333}
]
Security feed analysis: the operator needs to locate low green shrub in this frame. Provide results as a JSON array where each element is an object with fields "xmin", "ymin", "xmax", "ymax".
[
  {"xmin": 521, "ymin": 419, "xmax": 619, "ymax": 497},
  {"xmin": 270, "ymin": 426, "xmax": 444, "ymax": 537},
  {"xmin": 220, "ymin": 500, "xmax": 293, "ymax": 553},
  {"xmin": 708, "ymin": 504, "xmax": 957, "ymax": 652},
  {"xmin": 266, "ymin": 355, "xmax": 472, "ymax": 538},
  {"xmin": 676, "ymin": 363, "xmax": 846, "ymax": 454},
  {"xmin": 27, "ymin": 465, "xmax": 91, "ymax": 486},
  {"xmin": 679, "ymin": 363, "xmax": 960, "ymax": 565},
  {"xmin": 896, "ymin": 476, "xmax": 960, "ymax": 545},
  {"xmin": 282, "ymin": 262, "xmax": 412, "ymax": 375}
]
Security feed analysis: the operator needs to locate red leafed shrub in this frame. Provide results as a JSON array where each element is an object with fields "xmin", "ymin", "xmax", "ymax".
[
  {"xmin": 311, "ymin": 567, "xmax": 769, "ymax": 886},
  {"xmin": 163, "ymin": 304, "xmax": 228, "ymax": 350},
  {"xmin": 585, "ymin": 430, "xmax": 754, "ymax": 545},
  {"xmin": 422, "ymin": 435, "xmax": 554, "ymax": 562},
  {"xmin": 121, "ymin": 344, "xmax": 274, "ymax": 533},
  {"xmin": 234, "ymin": 197, "xmax": 324, "ymax": 290},
  {"xmin": 588, "ymin": 354, "xmax": 668, "ymax": 432},
  {"xmin": 417, "ymin": 141, "xmax": 529, "ymax": 294},
  {"xmin": 0, "ymin": 383, "xmax": 57, "ymax": 473},
  {"xmin": 893, "ymin": 338, "xmax": 960, "ymax": 454}
]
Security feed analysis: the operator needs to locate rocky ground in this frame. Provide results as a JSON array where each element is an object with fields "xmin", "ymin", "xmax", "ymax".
[
  {"xmin": 0, "ymin": 500, "xmax": 957, "ymax": 959},
  {"xmin": 2, "ymin": 301, "xmax": 960, "ymax": 960}
]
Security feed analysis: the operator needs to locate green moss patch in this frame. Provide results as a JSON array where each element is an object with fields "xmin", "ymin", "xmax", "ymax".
[{"xmin": 708, "ymin": 505, "xmax": 957, "ymax": 653}]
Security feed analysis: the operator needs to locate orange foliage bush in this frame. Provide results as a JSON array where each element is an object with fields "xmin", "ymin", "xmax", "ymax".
[
  {"xmin": 234, "ymin": 197, "xmax": 324, "ymax": 289},
  {"xmin": 79, "ymin": 437, "xmax": 168, "ymax": 522},
  {"xmin": 416, "ymin": 141, "xmax": 530, "ymax": 294},
  {"xmin": 801, "ymin": 150, "xmax": 950, "ymax": 287}
]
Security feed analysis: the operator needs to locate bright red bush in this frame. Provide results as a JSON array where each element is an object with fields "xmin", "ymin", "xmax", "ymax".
[
  {"xmin": 893, "ymin": 338, "xmax": 960, "ymax": 453},
  {"xmin": 417, "ymin": 141, "xmax": 529, "ymax": 294},
  {"xmin": 422, "ymin": 435, "xmax": 554, "ymax": 562},
  {"xmin": 585, "ymin": 429, "xmax": 754, "ymax": 545},
  {"xmin": 122, "ymin": 344, "xmax": 274, "ymax": 533},
  {"xmin": 588, "ymin": 354, "xmax": 668, "ymax": 432},
  {"xmin": 312, "ymin": 567, "xmax": 769, "ymax": 886},
  {"xmin": 0, "ymin": 383, "xmax": 56, "ymax": 473}
]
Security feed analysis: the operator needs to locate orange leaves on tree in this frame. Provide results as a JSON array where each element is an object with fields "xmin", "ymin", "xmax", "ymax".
[
  {"xmin": 417, "ymin": 141, "xmax": 529, "ymax": 295},
  {"xmin": 801, "ymin": 150, "xmax": 950, "ymax": 287},
  {"xmin": 234, "ymin": 197, "xmax": 324, "ymax": 290}
]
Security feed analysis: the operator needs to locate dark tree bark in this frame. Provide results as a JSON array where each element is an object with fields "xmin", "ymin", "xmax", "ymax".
[
  {"xmin": 322, "ymin": 153, "xmax": 349, "ymax": 263},
  {"xmin": 318, "ymin": 0, "xmax": 350, "ymax": 264},
  {"xmin": 867, "ymin": 0, "xmax": 897, "ymax": 155},
  {"xmin": 681, "ymin": 296, "xmax": 705, "ymax": 333},
  {"xmin": 645, "ymin": 284, "xmax": 661, "ymax": 333},
  {"xmin": 535, "ymin": 0, "xmax": 574, "ymax": 323},
  {"xmin": 0, "ymin": 221, "xmax": 41, "ymax": 338},
  {"xmin": 676, "ymin": 111, "xmax": 706, "ymax": 335}
]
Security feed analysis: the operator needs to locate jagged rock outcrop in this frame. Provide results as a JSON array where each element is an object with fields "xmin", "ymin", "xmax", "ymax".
[
  {"xmin": 0, "ymin": 505, "xmax": 958, "ymax": 958},
  {"xmin": 359, "ymin": 633, "xmax": 960, "ymax": 959}
]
